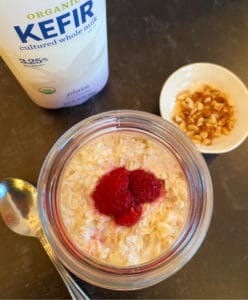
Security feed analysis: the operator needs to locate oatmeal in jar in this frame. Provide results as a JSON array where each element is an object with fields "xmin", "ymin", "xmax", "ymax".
[{"xmin": 58, "ymin": 132, "xmax": 189, "ymax": 267}]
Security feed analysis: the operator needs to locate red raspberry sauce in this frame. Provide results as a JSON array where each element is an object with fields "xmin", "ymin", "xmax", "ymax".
[{"xmin": 92, "ymin": 167, "xmax": 164, "ymax": 226}]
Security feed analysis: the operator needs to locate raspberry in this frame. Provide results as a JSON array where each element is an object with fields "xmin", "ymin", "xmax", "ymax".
[
  {"xmin": 129, "ymin": 169, "xmax": 163, "ymax": 203},
  {"xmin": 92, "ymin": 167, "xmax": 164, "ymax": 226},
  {"xmin": 115, "ymin": 205, "xmax": 142, "ymax": 226},
  {"xmin": 92, "ymin": 167, "xmax": 131, "ymax": 216}
]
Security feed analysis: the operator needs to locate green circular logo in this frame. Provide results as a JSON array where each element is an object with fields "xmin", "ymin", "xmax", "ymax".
[{"xmin": 39, "ymin": 87, "xmax": 56, "ymax": 94}]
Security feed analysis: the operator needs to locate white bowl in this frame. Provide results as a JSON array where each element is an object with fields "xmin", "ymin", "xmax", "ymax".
[{"xmin": 159, "ymin": 63, "xmax": 248, "ymax": 154}]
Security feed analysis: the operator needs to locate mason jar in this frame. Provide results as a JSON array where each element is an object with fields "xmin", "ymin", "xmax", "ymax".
[{"xmin": 37, "ymin": 110, "xmax": 213, "ymax": 290}]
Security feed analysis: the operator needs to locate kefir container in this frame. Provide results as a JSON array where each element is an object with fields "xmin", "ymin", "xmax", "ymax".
[
  {"xmin": 37, "ymin": 110, "xmax": 213, "ymax": 290},
  {"xmin": 0, "ymin": 0, "xmax": 108, "ymax": 109}
]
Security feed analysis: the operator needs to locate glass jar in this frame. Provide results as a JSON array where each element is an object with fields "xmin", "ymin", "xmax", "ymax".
[{"xmin": 37, "ymin": 110, "xmax": 213, "ymax": 290}]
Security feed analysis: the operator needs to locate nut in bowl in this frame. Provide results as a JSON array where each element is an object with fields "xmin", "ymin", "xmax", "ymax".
[{"xmin": 159, "ymin": 63, "xmax": 248, "ymax": 154}]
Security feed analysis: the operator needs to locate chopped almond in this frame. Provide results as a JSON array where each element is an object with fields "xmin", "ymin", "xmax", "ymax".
[{"xmin": 172, "ymin": 83, "xmax": 235, "ymax": 145}]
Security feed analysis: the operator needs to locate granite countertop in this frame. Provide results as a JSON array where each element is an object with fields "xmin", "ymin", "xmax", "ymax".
[{"xmin": 0, "ymin": 0, "xmax": 247, "ymax": 299}]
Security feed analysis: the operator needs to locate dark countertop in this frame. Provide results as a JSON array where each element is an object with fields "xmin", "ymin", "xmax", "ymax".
[{"xmin": 0, "ymin": 0, "xmax": 247, "ymax": 299}]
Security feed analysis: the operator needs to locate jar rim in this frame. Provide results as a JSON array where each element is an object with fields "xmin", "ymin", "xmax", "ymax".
[{"xmin": 37, "ymin": 110, "xmax": 213, "ymax": 290}]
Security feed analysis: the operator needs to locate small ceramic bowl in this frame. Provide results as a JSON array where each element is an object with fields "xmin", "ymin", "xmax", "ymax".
[{"xmin": 159, "ymin": 63, "xmax": 248, "ymax": 154}]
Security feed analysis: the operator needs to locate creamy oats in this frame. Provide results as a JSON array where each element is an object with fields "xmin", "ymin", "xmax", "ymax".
[{"xmin": 58, "ymin": 132, "xmax": 189, "ymax": 266}]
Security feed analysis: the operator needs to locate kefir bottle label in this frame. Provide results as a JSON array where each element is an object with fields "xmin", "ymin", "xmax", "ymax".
[{"xmin": 0, "ymin": 0, "xmax": 109, "ymax": 108}]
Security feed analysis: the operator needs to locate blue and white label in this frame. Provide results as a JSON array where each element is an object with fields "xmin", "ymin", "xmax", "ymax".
[{"xmin": 0, "ymin": 0, "xmax": 108, "ymax": 108}]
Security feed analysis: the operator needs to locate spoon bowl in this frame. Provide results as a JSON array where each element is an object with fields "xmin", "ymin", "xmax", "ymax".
[
  {"xmin": 0, "ymin": 178, "xmax": 89, "ymax": 300},
  {"xmin": 0, "ymin": 178, "xmax": 39, "ymax": 237}
]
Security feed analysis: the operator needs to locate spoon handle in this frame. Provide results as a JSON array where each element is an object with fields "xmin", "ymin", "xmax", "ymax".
[{"xmin": 39, "ymin": 232, "xmax": 90, "ymax": 300}]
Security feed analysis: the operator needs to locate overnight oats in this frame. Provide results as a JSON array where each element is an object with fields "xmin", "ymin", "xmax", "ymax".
[
  {"xmin": 58, "ymin": 132, "xmax": 189, "ymax": 267},
  {"xmin": 37, "ymin": 110, "xmax": 213, "ymax": 290}
]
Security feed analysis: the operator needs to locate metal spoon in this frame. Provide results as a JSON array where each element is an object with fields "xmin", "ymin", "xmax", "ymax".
[{"xmin": 0, "ymin": 178, "xmax": 90, "ymax": 300}]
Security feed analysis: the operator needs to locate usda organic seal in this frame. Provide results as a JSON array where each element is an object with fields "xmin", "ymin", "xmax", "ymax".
[{"xmin": 39, "ymin": 87, "xmax": 56, "ymax": 95}]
